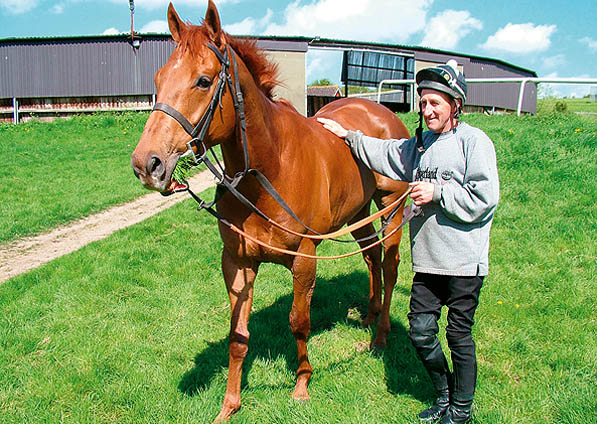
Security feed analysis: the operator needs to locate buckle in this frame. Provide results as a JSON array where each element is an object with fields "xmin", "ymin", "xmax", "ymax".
[{"xmin": 185, "ymin": 138, "xmax": 208, "ymax": 164}]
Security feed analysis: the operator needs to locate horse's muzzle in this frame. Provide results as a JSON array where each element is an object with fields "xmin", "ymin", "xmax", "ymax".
[{"xmin": 131, "ymin": 152, "xmax": 169, "ymax": 192}]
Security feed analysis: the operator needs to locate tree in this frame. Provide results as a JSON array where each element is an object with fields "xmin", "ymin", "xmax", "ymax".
[{"xmin": 309, "ymin": 78, "xmax": 333, "ymax": 86}]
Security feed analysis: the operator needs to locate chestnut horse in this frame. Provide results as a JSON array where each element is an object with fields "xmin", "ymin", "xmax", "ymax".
[{"xmin": 131, "ymin": 1, "xmax": 409, "ymax": 421}]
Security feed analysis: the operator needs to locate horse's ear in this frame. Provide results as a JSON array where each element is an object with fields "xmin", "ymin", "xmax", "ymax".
[
  {"xmin": 167, "ymin": 2, "xmax": 186, "ymax": 42},
  {"xmin": 204, "ymin": 0, "xmax": 226, "ymax": 47}
]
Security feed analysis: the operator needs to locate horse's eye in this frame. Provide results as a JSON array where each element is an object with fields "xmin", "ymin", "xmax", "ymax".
[{"xmin": 196, "ymin": 76, "xmax": 212, "ymax": 88}]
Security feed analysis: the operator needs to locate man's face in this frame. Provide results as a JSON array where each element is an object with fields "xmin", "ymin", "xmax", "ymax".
[{"xmin": 420, "ymin": 89, "xmax": 457, "ymax": 134}]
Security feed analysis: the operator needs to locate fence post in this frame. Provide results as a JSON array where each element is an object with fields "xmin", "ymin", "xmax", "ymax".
[
  {"xmin": 517, "ymin": 79, "xmax": 529, "ymax": 116},
  {"xmin": 13, "ymin": 98, "xmax": 18, "ymax": 124}
]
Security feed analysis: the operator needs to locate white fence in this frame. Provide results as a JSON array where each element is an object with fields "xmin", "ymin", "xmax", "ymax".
[{"xmin": 376, "ymin": 78, "xmax": 597, "ymax": 115}]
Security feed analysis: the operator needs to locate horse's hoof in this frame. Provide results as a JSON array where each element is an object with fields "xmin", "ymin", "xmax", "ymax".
[
  {"xmin": 362, "ymin": 316, "xmax": 375, "ymax": 327},
  {"xmin": 362, "ymin": 310, "xmax": 381, "ymax": 327},
  {"xmin": 292, "ymin": 384, "xmax": 311, "ymax": 401},
  {"xmin": 371, "ymin": 338, "xmax": 387, "ymax": 351},
  {"xmin": 292, "ymin": 392, "xmax": 311, "ymax": 402},
  {"xmin": 212, "ymin": 405, "xmax": 238, "ymax": 423}
]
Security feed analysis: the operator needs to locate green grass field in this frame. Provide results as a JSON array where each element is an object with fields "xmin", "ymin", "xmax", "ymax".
[
  {"xmin": 0, "ymin": 113, "xmax": 149, "ymax": 243},
  {"xmin": 537, "ymin": 97, "xmax": 597, "ymax": 114},
  {"xmin": 1, "ymin": 111, "xmax": 596, "ymax": 423},
  {"xmin": 0, "ymin": 112, "xmax": 215, "ymax": 244}
]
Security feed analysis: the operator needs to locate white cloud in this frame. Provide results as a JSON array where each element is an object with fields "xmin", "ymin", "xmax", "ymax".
[
  {"xmin": 262, "ymin": 0, "xmax": 433, "ymax": 43},
  {"xmin": 102, "ymin": 27, "xmax": 121, "ymax": 35},
  {"xmin": 224, "ymin": 17, "xmax": 257, "ymax": 35},
  {"xmin": 2, "ymin": 0, "xmax": 221, "ymax": 15},
  {"xmin": 140, "ymin": 20, "xmax": 169, "ymax": 33},
  {"xmin": 224, "ymin": 9, "xmax": 273, "ymax": 35},
  {"xmin": 579, "ymin": 36, "xmax": 597, "ymax": 52},
  {"xmin": 481, "ymin": 23, "xmax": 556, "ymax": 54},
  {"xmin": 542, "ymin": 54, "xmax": 566, "ymax": 69},
  {"xmin": 105, "ymin": 0, "xmax": 239, "ymax": 11},
  {"xmin": 420, "ymin": 10, "xmax": 482, "ymax": 50},
  {"xmin": 1, "ymin": 0, "xmax": 39, "ymax": 14},
  {"xmin": 539, "ymin": 72, "xmax": 592, "ymax": 98},
  {"xmin": 51, "ymin": 4, "xmax": 65, "ymax": 14}
]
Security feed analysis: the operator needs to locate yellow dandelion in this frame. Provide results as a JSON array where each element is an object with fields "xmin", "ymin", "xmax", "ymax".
[
  {"xmin": 515, "ymin": 304, "xmax": 520, "ymax": 308},
  {"xmin": 497, "ymin": 301, "xmax": 503, "ymax": 305},
  {"xmin": 574, "ymin": 128, "xmax": 582, "ymax": 133},
  {"xmin": 508, "ymin": 130, "xmax": 514, "ymax": 135}
]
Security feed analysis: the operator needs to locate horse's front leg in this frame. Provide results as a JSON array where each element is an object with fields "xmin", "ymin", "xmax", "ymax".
[
  {"xmin": 289, "ymin": 240, "xmax": 317, "ymax": 400},
  {"xmin": 214, "ymin": 249, "xmax": 259, "ymax": 423}
]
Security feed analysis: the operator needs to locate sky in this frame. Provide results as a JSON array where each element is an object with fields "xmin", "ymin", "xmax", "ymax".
[{"xmin": 1, "ymin": 0, "xmax": 596, "ymax": 98}]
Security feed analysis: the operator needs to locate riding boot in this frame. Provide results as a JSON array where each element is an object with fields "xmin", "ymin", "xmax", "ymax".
[
  {"xmin": 418, "ymin": 388, "xmax": 450, "ymax": 422},
  {"xmin": 446, "ymin": 332, "xmax": 476, "ymax": 413},
  {"xmin": 409, "ymin": 314, "xmax": 452, "ymax": 422},
  {"xmin": 438, "ymin": 405, "xmax": 472, "ymax": 424}
]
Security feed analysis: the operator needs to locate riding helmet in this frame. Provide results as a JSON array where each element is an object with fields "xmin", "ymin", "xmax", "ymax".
[{"xmin": 416, "ymin": 60, "xmax": 467, "ymax": 104}]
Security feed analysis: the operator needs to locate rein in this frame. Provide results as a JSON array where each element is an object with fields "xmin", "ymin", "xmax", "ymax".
[
  {"xmin": 186, "ymin": 185, "xmax": 415, "ymax": 260},
  {"xmin": 152, "ymin": 42, "xmax": 412, "ymax": 259}
]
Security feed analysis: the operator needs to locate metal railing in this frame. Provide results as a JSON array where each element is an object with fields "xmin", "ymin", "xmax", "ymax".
[{"xmin": 377, "ymin": 77, "xmax": 597, "ymax": 115}]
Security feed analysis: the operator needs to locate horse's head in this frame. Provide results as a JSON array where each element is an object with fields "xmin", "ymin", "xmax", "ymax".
[{"xmin": 131, "ymin": 1, "xmax": 237, "ymax": 193}]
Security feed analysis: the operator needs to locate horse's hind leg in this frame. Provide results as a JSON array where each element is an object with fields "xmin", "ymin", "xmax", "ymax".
[
  {"xmin": 372, "ymin": 190, "xmax": 406, "ymax": 349},
  {"xmin": 214, "ymin": 249, "xmax": 259, "ymax": 423},
  {"xmin": 349, "ymin": 202, "xmax": 383, "ymax": 329},
  {"xmin": 289, "ymin": 240, "xmax": 318, "ymax": 400}
]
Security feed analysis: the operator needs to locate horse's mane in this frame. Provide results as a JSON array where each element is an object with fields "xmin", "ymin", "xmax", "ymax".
[{"xmin": 180, "ymin": 24, "xmax": 281, "ymax": 100}]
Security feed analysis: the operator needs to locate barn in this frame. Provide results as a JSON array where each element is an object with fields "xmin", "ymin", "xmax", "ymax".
[{"xmin": 0, "ymin": 33, "xmax": 537, "ymax": 123}]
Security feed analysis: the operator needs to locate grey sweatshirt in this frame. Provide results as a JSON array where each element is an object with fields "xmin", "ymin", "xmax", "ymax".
[{"xmin": 346, "ymin": 122, "xmax": 499, "ymax": 276}]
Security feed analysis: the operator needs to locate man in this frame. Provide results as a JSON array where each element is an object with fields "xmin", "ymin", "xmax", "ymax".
[{"xmin": 318, "ymin": 60, "xmax": 499, "ymax": 424}]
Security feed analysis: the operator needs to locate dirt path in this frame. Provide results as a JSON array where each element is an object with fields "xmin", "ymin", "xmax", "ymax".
[{"xmin": 0, "ymin": 171, "xmax": 216, "ymax": 284}]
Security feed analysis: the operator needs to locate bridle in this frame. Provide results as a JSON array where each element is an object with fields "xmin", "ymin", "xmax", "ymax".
[
  {"xmin": 151, "ymin": 42, "xmax": 413, "ymax": 259},
  {"xmin": 153, "ymin": 43, "xmax": 249, "ymax": 185}
]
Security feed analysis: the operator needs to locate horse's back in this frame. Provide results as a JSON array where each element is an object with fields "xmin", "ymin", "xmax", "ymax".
[
  {"xmin": 315, "ymin": 98, "xmax": 410, "ymax": 140},
  {"xmin": 315, "ymin": 98, "xmax": 410, "ymax": 194}
]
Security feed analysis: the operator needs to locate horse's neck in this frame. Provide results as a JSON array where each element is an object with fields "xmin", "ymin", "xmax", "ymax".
[{"xmin": 221, "ymin": 67, "xmax": 281, "ymax": 178}]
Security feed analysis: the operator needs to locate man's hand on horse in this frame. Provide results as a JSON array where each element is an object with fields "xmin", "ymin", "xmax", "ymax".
[
  {"xmin": 317, "ymin": 117, "xmax": 349, "ymax": 139},
  {"xmin": 409, "ymin": 181, "xmax": 435, "ymax": 206}
]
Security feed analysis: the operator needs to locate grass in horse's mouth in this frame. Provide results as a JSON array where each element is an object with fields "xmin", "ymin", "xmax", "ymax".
[{"xmin": 169, "ymin": 154, "xmax": 196, "ymax": 191}]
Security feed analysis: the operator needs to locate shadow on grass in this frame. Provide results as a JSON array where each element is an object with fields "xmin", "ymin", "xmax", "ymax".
[{"xmin": 178, "ymin": 270, "xmax": 434, "ymax": 403}]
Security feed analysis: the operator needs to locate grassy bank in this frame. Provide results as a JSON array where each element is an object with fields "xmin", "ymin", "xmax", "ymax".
[
  {"xmin": 0, "ymin": 112, "xmax": 595, "ymax": 422},
  {"xmin": 0, "ymin": 113, "xmax": 149, "ymax": 243},
  {"xmin": 537, "ymin": 96, "xmax": 597, "ymax": 114}
]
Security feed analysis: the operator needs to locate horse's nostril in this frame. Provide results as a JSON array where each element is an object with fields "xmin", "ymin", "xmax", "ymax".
[
  {"xmin": 147, "ymin": 155, "xmax": 166, "ymax": 181},
  {"xmin": 149, "ymin": 156, "xmax": 159, "ymax": 173}
]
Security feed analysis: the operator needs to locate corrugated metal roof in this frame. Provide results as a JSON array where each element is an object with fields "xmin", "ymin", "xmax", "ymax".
[{"xmin": 307, "ymin": 85, "xmax": 341, "ymax": 97}]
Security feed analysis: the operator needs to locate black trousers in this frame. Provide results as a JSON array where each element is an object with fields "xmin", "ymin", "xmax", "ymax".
[{"xmin": 407, "ymin": 273, "xmax": 484, "ymax": 409}]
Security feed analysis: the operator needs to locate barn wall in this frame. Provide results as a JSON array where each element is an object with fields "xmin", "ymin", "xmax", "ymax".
[
  {"xmin": 0, "ymin": 37, "xmax": 172, "ymax": 98},
  {"xmin": 0, "ymin": 34, "xmax": 537, "ymax": 122},
  {"xmin": 0, "ymin": 35, "xmax": 308, "ymax": 120},
  {"xmin": 266, "ymin": 50, "xmax": 307, "ymax": 115}
]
